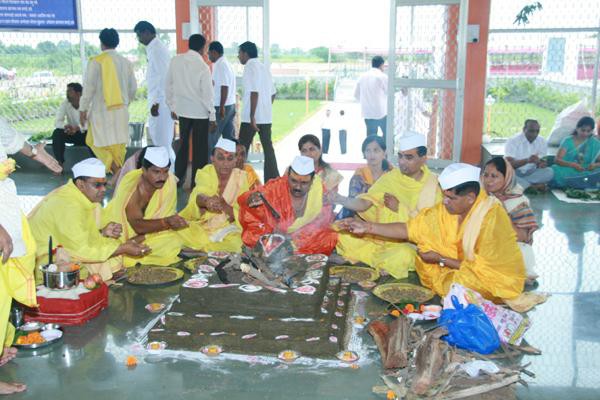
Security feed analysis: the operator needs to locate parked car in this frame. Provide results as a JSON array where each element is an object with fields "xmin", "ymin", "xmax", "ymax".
[
  {"xmin": 0, "ymin": 66, "xmax": 16, "ymax": 80},
  {"xmin": 32, "ymin": 70, "xmax": 56, "ymax": 87}
]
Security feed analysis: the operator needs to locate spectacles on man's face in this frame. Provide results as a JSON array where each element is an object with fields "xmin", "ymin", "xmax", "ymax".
[{"xmin": 89, "ymin": 181, "xmax": 107, "ymax": 188}]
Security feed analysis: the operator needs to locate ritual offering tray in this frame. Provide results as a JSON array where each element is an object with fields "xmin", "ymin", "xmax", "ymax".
[
  {"xmin": 127, "ymin": 266, "xmax": 184, "ymax": 286},
  {"xmin": 329, "ymin": 266, "xmax": 379, "ymax": 283},
  {"xmin": 13, "ymin": 323, "xmax": 64, "ymax": 350},
  {"xmin": 373, "ymin": 283, "xmax": 434, "ymax": 304},
  {"xmin": 149, "ymin": 247, "xmax": 354, "ymax": 359}
]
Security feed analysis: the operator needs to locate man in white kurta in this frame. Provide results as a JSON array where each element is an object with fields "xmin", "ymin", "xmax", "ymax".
[
  {"xmin": 0, "ymin": 118, "xmax": 61, "ymax": 394},
  {"xmin": 134, "ymin": 21, "xmax": 175, "ymax": 165},
  {"xmin": 79, "ymin": 28, "xmax": 137, "ymax": 174}
]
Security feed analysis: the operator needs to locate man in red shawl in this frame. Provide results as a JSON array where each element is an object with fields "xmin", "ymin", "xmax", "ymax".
[{"xmin": 238, "ymin": 155, "xmax": 338, "ymax": 255}]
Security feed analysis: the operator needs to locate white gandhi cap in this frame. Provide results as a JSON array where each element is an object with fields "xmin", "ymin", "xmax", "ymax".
[
  {"xmin": 290, "ymin": 155, "xmax": 315, "ymax": 175},
  {"xmin": 144, "ymin": 146, "xmax": 170, "ymax": 168},
  {"xmin": 395, "ymin": 132, "xmax": 427, "ymax": 152},
  {"xmin": 438, "ymin": 163, "xmax": 481, "ymax": 190},
  {"xmin": 72, "ymin": 158, "xmax": 106, "ymax": 179},
  {"xmin": 214, "ymin": 137, "xmax": 236, "ymax": 153}
]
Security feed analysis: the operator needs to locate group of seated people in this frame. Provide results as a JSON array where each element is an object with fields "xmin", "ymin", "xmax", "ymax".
[
  {"xmin": 504, "ymin": 117, "xmax": 600, "ymax": 191},
  {"xmin": 27, "ymin": 130, "xmax": 539, "ymax": 308}
]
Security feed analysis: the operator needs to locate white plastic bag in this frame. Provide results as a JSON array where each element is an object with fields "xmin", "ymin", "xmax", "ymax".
[{"xmin": 548, "ymin": 101, "xmax": 591, "ymax": 146}]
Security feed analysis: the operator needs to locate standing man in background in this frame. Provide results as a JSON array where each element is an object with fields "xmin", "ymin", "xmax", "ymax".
[
  {"xmin": 355, "ymin": 56, "xmax": 388, "ymax": 142},
  {"xmin": 237, "ymin": 41, "xmax": 279, "ymax": 182},
  {"xmin": 207, "ymin": 41, "xmax": 236, "ymax": 156},
  {"xmin": 52, "ymin": 82, "xmax": 90, "ymax": 167},
  {"xmin": 166, "ymin": 34, "xmax": 216, "ymax": 188},
  {"xmin": 80, "ymin": 28, "xmax": 137, "ymax": 176},
  {"xmin": 134, "ymin": 20, "xmax": 176, "ymax": 166}
]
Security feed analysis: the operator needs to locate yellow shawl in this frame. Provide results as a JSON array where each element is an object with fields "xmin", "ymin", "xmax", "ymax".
[
  {"xmin": 102, "ymin": 169, "xmax": 177, "ymax": 240},
  {"xmin": 93, "ymin": 52, "xmax": 124, "ymax": 109},
  {"xmin": 180, "ymin": 165, "xmax": 249, "ymax": 231},
  {"xmin": 288, "ymin": 175, "xmax": 324, "ymax": 233}
]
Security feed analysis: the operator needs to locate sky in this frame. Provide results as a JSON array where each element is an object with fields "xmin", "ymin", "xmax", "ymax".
[{"xmin": 1, "ymin": 0, "xmax": 599, "ymax": 51}]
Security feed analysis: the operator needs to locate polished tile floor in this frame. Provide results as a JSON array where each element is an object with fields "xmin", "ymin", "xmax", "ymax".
[{"xmin": 1, "ymin": 171, "xmax": 599, "ymax": 399}]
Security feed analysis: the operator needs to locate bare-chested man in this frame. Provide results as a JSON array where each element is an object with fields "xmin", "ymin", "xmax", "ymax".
[{"xmin": 102, "ymin": 146, "xmax": 187, "ymax": 266}]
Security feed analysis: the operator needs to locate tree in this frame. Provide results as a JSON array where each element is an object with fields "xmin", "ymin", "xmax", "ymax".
[
  {"xmin": 309, "ymin": 46, "xmax": 329, "ymax": 62},
  {"xmin": 37, "ymin": 41, "xmax": 57, "ymax": 54},
  {"xmin": 515, "ymin": 2, "xmax": 543, "ymax": 25}
]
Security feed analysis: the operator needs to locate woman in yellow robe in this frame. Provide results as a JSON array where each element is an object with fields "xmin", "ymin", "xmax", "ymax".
[
  {"xmin": 102, "ymin": 169, "xmax": 182, "ymax": 267},
  {"xmin": 179, "ymin": 164, "xmax": 249, "ymax": 252}
]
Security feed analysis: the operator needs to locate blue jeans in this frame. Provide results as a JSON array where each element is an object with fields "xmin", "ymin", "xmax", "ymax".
[
  {"xmin": 365, "ymin": 116, "xmax": 387, "ymax": 142},
  {"xmin": 208, "ymin": 104, "xmax": 236, "ymax": 157}
]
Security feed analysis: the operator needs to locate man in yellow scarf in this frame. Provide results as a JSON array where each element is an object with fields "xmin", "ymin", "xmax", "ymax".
[
  {"xmin": 334, "ymin": 133, "xmax": 441, "ymax": 278},
  {"xmin": 337, "ymin": 163, "xmax": 526, "ymax": 303},
  {"xmin": 103, "ymin": 146, "xmax": 187, "ymax": 267},
  {"xmin": 79, "ymin": 28, "xmax": 137, "ymax": 176},
  {"xmin": 179, "ymin": 138, "xmax": 249, "ymax": 252},
  {"xmin": 28, "ymin": 158, "xmax": 150, "ymax": 281},
  {"xmin": 0, "ymin": 119, "xmax": 61, "ymax": 394}
]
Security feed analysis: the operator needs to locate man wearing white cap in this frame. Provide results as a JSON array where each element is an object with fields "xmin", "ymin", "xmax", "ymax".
[
  {"xmin": 28, "ymin": 158, "xmax": 150, "ymax": 281},
  {"xmin": 333, "ymin": 133, "xmax": 441, "ymax": 279},
  {"xmin": 337, "ymin": 163, "xmax": 526, "ymax": 303},
  {"xmin": 103, "ymin": 146, "xmax": 187, "ymax": 267},
  {"xmin": 238, "ymin": 155, "xmax": 338, "ymax": 255},
  {"xmin": 179, "ymin": 138, "xmax": 250, "ymax": 252}
]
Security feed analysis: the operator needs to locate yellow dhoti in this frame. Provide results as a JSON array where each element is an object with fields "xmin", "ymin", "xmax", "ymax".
[
  {"xmin": 85, "ymin": 128, "xmax": 126, "ymax": 173},
  {"xmin": 0, "ymin": 216, "xmax": 37, "ymax": 348},
  {"xmin": 103, "ymin": 169, "xmax": 183, "ymax": 267},
  {"xmin": 179, "ymin": 165, "xmax": 249, "ymax": 253},
  {"xmin": 408, "ymin": 192, "xmax": 526, "ymax": 302},
  {"xmin": 336, "ymin": 167, "xmax": 441, "ymax": 278}
]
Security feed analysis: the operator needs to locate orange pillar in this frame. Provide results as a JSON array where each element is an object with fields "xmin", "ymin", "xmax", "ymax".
[
  {"xmin": 461, "ymin": 0, "xmax": 491, "ymax": 164},
  {"xmin": 175, "ymin": 0, "xmax": 190, "ymax": 54}
]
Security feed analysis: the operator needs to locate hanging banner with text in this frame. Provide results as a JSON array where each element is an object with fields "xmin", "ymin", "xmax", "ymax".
[{"xmin": 0, "ymin": 0, "xmax": 78, "ymax": 30}]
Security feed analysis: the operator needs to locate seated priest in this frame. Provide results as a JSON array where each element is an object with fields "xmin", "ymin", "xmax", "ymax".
[
  {"xmin": 334, "ymin": 133, "xmax": 441, "ymax": 278},
  {"xmin": 337, "ymin": 163, "xmax": 526, "ymax": 303},
  {"xmin": 28, "ymin": 158, "xmax": 150, "ymax": 280},
  {"xmin": 179, "ymin": 138, "xmax": 249, "ymax": 252},
  {"xmin": 238, "ymin": 155, "xmax": 338, "ymax": 255},
  {"xmin": 102, "ymin": 146, "xmax": 187, "ymax": 267},
  {"xmin": 235, "ymin": 141, "xmax": 261, "ymax": 190}
]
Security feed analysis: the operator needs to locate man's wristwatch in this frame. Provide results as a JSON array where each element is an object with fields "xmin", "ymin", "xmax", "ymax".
[{"xmin": 439, "ymin": 257, "xmax": 446, "ymax": 267}]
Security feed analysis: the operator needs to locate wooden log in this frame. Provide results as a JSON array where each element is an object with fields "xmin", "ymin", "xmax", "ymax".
[
  {"xmin": 368, "ymin": 321, "xmax": 390, "ymax": 367},
  {"xmin": 440, "ymin": 374, "xmax": 520, "ymax": 400},
  {"xmin": 411, "ymin": 327, "xmax": 450, "ymax": 395},
  {"xmin": 385, "ymin": 315, "xmax": 410, "ymax": 369}
]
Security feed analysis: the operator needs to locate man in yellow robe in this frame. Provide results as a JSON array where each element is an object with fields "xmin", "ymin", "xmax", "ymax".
[
  {"xmin": 334, "ymin": 133, "xmax": 441, "ymax": 278},
  {"xmin": 79, "ymin": 28, "xmax": 137, "ymax": 175},
  {"xmin": 103, "ymin": 146, "xmax": 187, "ymax": 267},
  {"xmin": 179, "ymin": 138, "xmax": 249, "ymax": 252},
  {"xmin": 0, "ymin": 118, "xmax": 61, "ymax": 394},
  {"xmin": 236, "ymin": 141, "xmax": 261, "ymax": 189},
  {"xmin": 337, "ymin": 163, "xmax": 526, "ymax": 303},
  {"xmin": 28, "ymin": 158, "xmax": 150, "ymax": 281}
]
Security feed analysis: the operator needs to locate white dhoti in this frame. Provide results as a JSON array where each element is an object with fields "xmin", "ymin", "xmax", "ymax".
[{"xmin": 147, "ymin": 99, "xmax": 176, "ymax": 166}]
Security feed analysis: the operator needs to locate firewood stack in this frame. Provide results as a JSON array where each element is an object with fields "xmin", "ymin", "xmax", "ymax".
[{"xmin": 369, "ymin": 315, "xmax": 535, "ymax": 399}]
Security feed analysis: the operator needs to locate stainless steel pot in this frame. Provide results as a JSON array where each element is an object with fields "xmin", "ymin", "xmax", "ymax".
[{"xmin": 40, "ymin": 265, "xmax": 80, "ymax": 290}]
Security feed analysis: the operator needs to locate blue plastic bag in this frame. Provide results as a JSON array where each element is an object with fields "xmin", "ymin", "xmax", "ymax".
[{"xmin": 439, "ymin": 295, "xmax": 501, "ymax": 354}]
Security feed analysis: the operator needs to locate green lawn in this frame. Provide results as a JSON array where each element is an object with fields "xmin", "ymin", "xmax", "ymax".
[
  {"xmin": 484, "ymin": 102, "xmax": 557, "ymax": 138},
  {"xmin": 14, "ymin": 98, "xmax": 324, "ymax": 143},
  {"xmin": 272, "ymin": 99, "xmax": 324, "ymax": 142}
]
